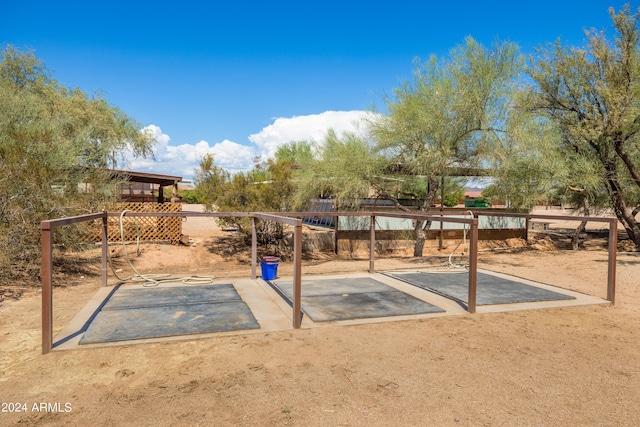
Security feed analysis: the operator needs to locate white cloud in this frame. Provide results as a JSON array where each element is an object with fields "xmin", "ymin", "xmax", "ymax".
[
  {"xmin": 124, "ymin": 110, "xmax": 376, "ymax": 181},
  {"xmin": 249, "ymin": 110, "xmax": 375, "ymax": 158},
  {"xmin": 142, "ymin": 124, "xmax": 170, "ymax": 155},
  {"xmin": 126, "ymin": 128, "xmax": 255, "ymax": 180}
]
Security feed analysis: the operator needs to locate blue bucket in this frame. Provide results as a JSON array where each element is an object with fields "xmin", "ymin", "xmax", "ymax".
[{"xmin": 260, "ymin": 257, "xmax": 280, "ymax": 280}]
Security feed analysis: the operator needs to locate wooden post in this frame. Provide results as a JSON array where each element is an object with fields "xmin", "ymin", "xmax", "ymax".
[
  {"xmin": 41, "ymin": 222, "xmax": 53, "ymax": 354},
  {"xmin": 607, "ymin": 218, "xmax": 618, "ymax": 304},
  {"xmin": 251, "ymin": 217, "xmax": 257, "ymax": 279},
  {"xmin": 158, "ymin": 184, "xmax": 165, "ymax": 203},
  {"xmin": 293, "ymin": 220, "xmax": 303, "ymax": 328},
  {"xmin": 369, "ymin": 215, "xmax": 376, "ymax": 274},
  {"xmin": 467, "ymin": 217, "xmax": 479, "ymax": 314},
  {"xmin": 101, "ymin": 213, "xmax": 108, "ymax": 287},
  {"xmin": 171, "ymin": 182, "xmax": 180, "ymax": 202}
]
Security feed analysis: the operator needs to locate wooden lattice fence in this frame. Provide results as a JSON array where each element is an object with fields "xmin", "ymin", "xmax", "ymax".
[{"xmin": 87, "ymin": 203, "xmax": 182, "ymax": 244}]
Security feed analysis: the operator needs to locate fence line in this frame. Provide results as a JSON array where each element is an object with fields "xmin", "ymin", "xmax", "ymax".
[{"xmin": 40, "ymin": 210, "xmax": 617, "ymax": 354}]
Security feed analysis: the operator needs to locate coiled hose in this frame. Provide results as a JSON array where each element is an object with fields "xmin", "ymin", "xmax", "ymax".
[{"xmin": 107, "ymin": 210, "xmax": 215, "ymax": 287}]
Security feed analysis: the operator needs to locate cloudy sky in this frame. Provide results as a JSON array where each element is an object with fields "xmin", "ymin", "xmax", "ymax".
[
  {"xmin": 2, "ymin": 1, "xmax": 626, "ymax": 181},
  {"xmin": 126, "ymin": 110, "xmax": 375, "ymax": 178}
]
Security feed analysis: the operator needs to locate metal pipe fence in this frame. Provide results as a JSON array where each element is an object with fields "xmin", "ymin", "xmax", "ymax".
[{"xmin": 40, "ymin": 209, "xmax": 617, "ymax": 354}]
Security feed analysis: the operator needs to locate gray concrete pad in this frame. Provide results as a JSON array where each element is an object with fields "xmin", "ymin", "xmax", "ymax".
[
  {"xmin": 272, "ymin": 277, "xmax": 445, "ymax": 322},
  {"xmin": 51, "ymin": 270, "xmax": 609, "ymax": 352},
  {"xmin": 79, "ymin": 284, "xmax": 259, "ymax": 344},
  {"xmin": 274, "ymin": 277, "xmax": 393, "ymax": 296},
  {"xmin": 388, "ymin": 271, "xmax": 576, "ymax": 306},
  {"xmin": 100, "ymin": 284, "xmax": 242, "ymax": 310}
]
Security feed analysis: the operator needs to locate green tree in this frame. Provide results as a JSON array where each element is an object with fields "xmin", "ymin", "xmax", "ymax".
[
  {"xmin": 526, "ymin": 5, "xmax": 640, "ymax": 250},
  {"xmin": 194, "ymin": 154, "xmax": 298, "ymax": 250},
  {"xmin": 274, "ymin": 140, "xmax": 314, "ymax": 166},
  {"xmin": 0, "ymin": 46, "xmax": 155, "ymax": 283},
  {"xmin": 293, "ymin": 129, "xmax": 383, "ymax": 210},
  {"xmin": 372, "ymin": 37, "xmax": 522, "ymax": 256},
  {"xmin": 483, "ymin": 114, "xmax": 562, "ymax": 211},
  {"xmin": 193, "ymin": 153, "xmax": 230, "ymax": 211},
  {"xmin": 373, "ymin": 37, "xmax": 522, "ymax": 255},
  {"xmin": 297, "ymin": 38, "xmax": 522, "ymax": 256}
]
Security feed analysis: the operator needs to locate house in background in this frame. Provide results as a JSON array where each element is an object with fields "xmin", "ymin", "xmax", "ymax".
[
  {"xmin": 116, "ymin": 170, "xmax": 184, "ymax": 203},
  {"xmin": 464, "ymin": 187, "xmax": 484, "ymax": 199},
  {"xmin": 77, "ymin": 167, "xmax": 184, "ymax": 203}
]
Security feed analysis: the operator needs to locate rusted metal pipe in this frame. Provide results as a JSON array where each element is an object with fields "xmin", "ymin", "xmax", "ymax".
[
  {"xmin": 41, "ymin": 223, "xmax": 53, "ymax": 354},
  {"xmin": 251, "ymin": 217, "xmax": 257, "ymax": 279},
  {"xmin": 101, "ymin": 213, "xmax": 108, "ymax": 287},
  {"xmin": 607, "ymin": 218, "xmax": 618, "ymax": 304},
  {"xmin": 293, "ymin": 220, "xmax": 303, "ymax": 328},
  {"xmin": 369, "ymin": 215, "xmax": 376, "ymax": 274},
  {"xmin": 467, "ymin": 216, "xmax": 479, "ymax": 314}
]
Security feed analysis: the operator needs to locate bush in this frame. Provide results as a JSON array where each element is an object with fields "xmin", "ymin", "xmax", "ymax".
[
  {"xmin": 180, "ymin": 189, "xmax": 203, "ymax": 204},
  {"xmin": 0, "ymin": 46, "xmax": 154, "ymax": 286}
]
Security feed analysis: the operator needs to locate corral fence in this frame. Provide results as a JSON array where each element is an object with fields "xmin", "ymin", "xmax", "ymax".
[
  {"xmin": 41, "ymin": 210, "xmax": 618, "ymax": 354},
  {"xmin": 303, "ymin": 200, "xmax": 528, "ymax": 244}
]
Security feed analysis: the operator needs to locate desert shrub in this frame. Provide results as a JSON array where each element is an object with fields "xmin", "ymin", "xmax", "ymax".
[
  {"xmin": 180, "ymin": 189, "xmax": 204, "ymax": 204},
  {"xmin": 0, "ymin": 46, "xmax": 154, "ymax": 285},
  {"xmin": 195, "ymin": 155, "xmax": 298, "ymax": 249}
]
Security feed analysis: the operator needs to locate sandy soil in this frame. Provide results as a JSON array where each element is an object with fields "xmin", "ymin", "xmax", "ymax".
[{"xmin": 1, "ymin": 210, "xmax": 640, "ymax": 426}]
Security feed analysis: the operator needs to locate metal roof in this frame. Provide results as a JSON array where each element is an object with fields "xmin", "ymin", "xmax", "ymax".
[{"xmin": 78, "ymin": 166, "xmax": 183, "ymax": 186}]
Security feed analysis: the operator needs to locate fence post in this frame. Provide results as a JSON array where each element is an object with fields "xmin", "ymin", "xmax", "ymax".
[
  {"xmin": 251, "ymin": 217, "xmax": 257, "ymax": 279},
  {"xmin": 101, "ymin": 213, "xmax": 108, "ymax": 287},
  {"xmin": 607, "ymin": 218, "xmax": 617, "ymax": 304},
  {"xmin": 439, "ymin": 176, "xmax": 445, "ymax": 250},
  {"xmin": 334, "ymin": 215, "xmax": 339, "ymax": 254},
  {"xmin": 41, "ymin": 222, "xmax": 53, "ymax": 354},
  {"xmin": 293, "ymin": 220, "xmax": 303, "ymax": 328},
  {"xmin": 369, "ymin": 215, "xmax": 376, "ymax": 274},
  {"xmin": 369, "ymin": 215, "xmax": 376, "ymax": 273},
  {"xmin": 467, "ymin": 216, "xmax": 479, "ymax": 314}
]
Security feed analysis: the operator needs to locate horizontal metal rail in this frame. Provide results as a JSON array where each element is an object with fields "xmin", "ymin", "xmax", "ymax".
[
  {"xmin": 474, "ymin": 212, "xmax": 617, "ymax": 303},
  {"xmin": 41, "ymin": 212, "xmax": 106, "ymax": 229}
]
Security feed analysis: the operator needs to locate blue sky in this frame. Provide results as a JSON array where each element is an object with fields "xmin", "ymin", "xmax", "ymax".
[{"xmin": 1, "ymin": 1, "xmax": 630, "ymax": 181}]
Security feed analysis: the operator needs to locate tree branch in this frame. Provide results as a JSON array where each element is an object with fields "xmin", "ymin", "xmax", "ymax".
[
  {"xmin": 613, "ymin": 139, "xmax": 640, "ymax": 188},
  {"xmin": 372, "ymin": 189, "xmax": 411, "ymax": 212}
]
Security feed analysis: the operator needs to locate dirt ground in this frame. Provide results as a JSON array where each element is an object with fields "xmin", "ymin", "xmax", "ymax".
[{"xmin": 1, "ymin": 209, "xmax": 640, "ymax": 426}]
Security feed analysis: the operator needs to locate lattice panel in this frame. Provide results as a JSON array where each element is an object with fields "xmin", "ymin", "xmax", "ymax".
[{"xmin": 88, "ymin": 203, "xmax": 183, "ymax": 244}]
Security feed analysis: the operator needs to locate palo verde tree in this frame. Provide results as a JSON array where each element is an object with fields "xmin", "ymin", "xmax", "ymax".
[
  {"xmin": 527, "ymin": 5, "xmax": 640, "ymax": 250},
  {"xmin": 0, "ymin": 46, "xmax": 155, "ymax": 283},
  {"xmin": 194, "ymin": 153, "xmax": 299, "ymax": 252},
  {"xmin": 292, "ymin": 129, "xmax": 384, "ymax": 210},
  {"xmin": 195, "ymin": 153, "xmax": 298, "ymax": 216},
  {"xmin": 369, "ymin": 37, "xmax": 523, "ymax": 256},
  {"xmin": 296, "ymin": 38, "xmax": 522, "ymax": 256}
]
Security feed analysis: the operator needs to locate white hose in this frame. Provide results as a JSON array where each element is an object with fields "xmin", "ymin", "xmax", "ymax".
[
  {"xmin": 107, "ymin": 210, "xmax": 215, "ymax": 287},
  {"xmin": 423, "ymin": 210, "xmax": 474, "ymax": 273}
]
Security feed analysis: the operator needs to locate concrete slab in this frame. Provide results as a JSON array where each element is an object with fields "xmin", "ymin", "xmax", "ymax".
[
  {"xmin": 51, "ymin": 270, "xmax": 610, "ymax": 352},
  {"xmin": 272, "ymin": 277, "xmax": 445, "ymax": 322},
  {"xmin": 388, "ymin": 270, "xmax": 576, "ymax": 305},
  {"xmin": 78, "ymin": 283, "xmax": 259, "ymax": 344},
  {"xmin": 80, "ymin": 301, "xmax": 259, "ymax": 344},
  {"xmin": 100, "ymin": 284, "xmax": 242, "ymax": 310},
  {"xmin": 274, "ymin": 276, "xmax": 393, "ymax": 296}
]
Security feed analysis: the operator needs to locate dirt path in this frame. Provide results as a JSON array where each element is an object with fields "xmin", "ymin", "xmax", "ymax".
[{"xmin": 1, "ymin": 217, "xmax": 639, "ymax": 426}]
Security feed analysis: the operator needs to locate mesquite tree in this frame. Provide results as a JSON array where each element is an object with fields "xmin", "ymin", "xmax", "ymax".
[
  {"xmin": 0, "ymin": 46, "xmax": 155, "ymax": 283},
  {"xmin": 527, "ymin": 5, "xmax": 640, "ymax": 250}
]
